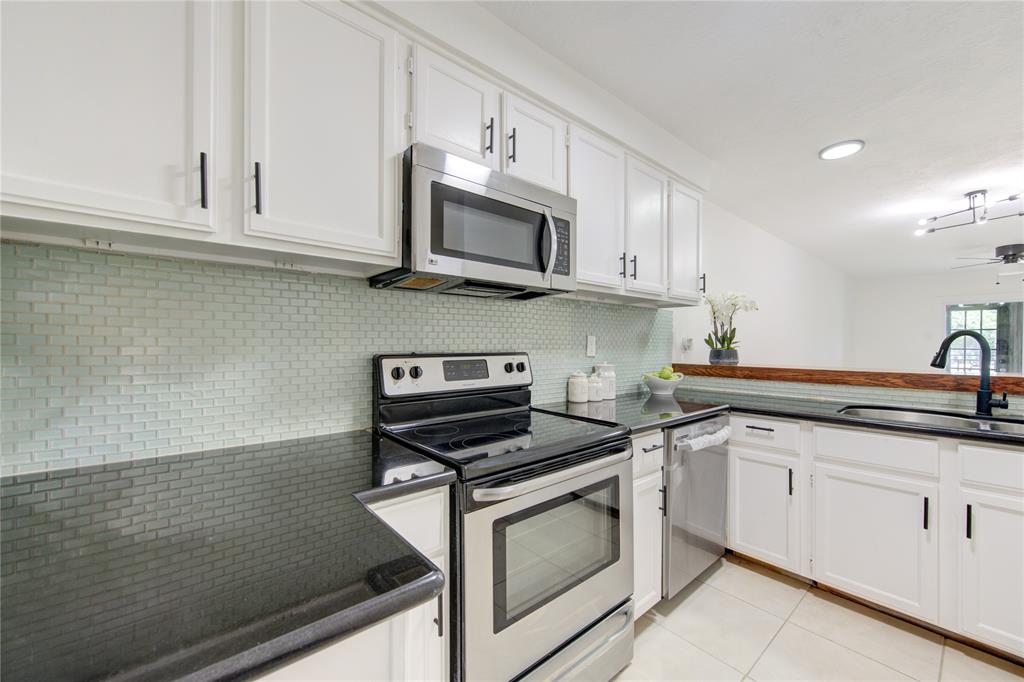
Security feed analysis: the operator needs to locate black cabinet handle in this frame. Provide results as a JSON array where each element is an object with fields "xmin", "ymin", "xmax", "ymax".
[
  {"xmin": 788, "ymin": 468, "xmax": 794, "ymax": 496},
  {"xmin": 254, "ymin": 162, "xmax": 263, "ymax": 215},
  {"xmin": 432, "ymin": 592, "xmax": 443, "ymax": 638},
  {"xmin": 641, "ymin": 443, "xmax": 664, "ymax": 453},
  {"xmin": 508, "ymin": 128, "xmax": 517, "ymax": 162},
  {"xmin": 745, "ymin": 425, "xmax": 775, "ymax": 433},
  {"xmin": 485, "ymin": 117, "xmax": 494, "ymax": 154},
  {"xmin": 966, "ymin": 504, "xmax": 973, "ymax": 539},
  {"xmin": 699, "ymin": 273, "xmax": 707, "ymax": 293},
  {"xmin": 923, "ymin": 496, "xmax": 929, "ymax": 530},
  {"xmin": 659, "ymin": 487, "xmax": 666, "ymax": 516},
  {"xmin": 630, "ymin": 255, "xmax": 638, "ymax": 279},
  {"xmin": 619, "ymin": 252, "xmax": 626, "ymax": 278},
  {"xmin": 199, "ymin": 152, "xmax": 209, "ymax": 210}
]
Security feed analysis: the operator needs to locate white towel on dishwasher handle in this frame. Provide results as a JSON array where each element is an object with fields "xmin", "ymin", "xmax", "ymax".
[{"xmin": 675, "ymin": 425, "xmax": 731, "ymax": 451}]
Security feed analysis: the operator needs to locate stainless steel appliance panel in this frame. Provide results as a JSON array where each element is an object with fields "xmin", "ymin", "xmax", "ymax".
[
  {"xmin": 519, "ymin": 599, "xmax": 634, "ymax": 682},
  {"xmin": 463, "ymin": 452, "xmax": 633, "ymax": 681},
  {"xmin": 663, "ymin": 415, "xmax": 730, "ymax": 599}
]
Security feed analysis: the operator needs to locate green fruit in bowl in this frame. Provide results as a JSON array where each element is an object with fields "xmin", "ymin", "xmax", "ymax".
[{"xmin": 658, "ymin": 367, "xmax": 675, "ymax": 380}]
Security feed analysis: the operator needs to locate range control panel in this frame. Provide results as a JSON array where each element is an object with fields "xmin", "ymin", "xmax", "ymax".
[{"xmin": 378, "ymin": 353, "xmax": 533, "ymax": 398}]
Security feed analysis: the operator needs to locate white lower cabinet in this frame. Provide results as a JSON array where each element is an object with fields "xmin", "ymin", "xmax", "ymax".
[
  {"xmin": 728, "ymin": 444, "xmax": 801, "ymax": 572},
  {"xmin": 633, "ymin": 469, "xmax": 664, "ymax": 618},
  {"xmin": 631, "ymin": 431, "xmax": 665, "ymax": 620},
  {"xmin": 812, "ymin": 462, "xmax": 939, "ymax": 622},
  {"xmin": 958, "ymin": 487, "xmax": 1024, "ymax": 656},
  {"xmin": 258, "ymin": 487, "xmax": 449, "ymax": 681}
]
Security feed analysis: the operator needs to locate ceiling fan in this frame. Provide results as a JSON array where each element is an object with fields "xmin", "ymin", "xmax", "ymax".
[{"xmin": 953, "ymin": 243, "xmax": 1024, "ymax": 269}]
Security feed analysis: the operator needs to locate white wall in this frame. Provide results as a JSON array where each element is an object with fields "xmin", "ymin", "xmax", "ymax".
[
  {"xmin": 673, "ymin": 202, "xmax": 849, "ymax": 367},
  {"xmin": 371, "ymin": 1, "xmax": 710, "ymax": 190},
  {"xmin": 845, "ymin": 268, "xmax": 1023, "ymax": 371}
]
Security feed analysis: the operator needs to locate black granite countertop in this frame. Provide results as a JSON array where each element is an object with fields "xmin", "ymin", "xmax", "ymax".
[
  {"xmin": 536, "ymin": 393, "xmax": 729, "ymax": 434},
  {"xmin": 0, "ymin": 429, "xmax": 454, "ymax": 682},
  {"xmin": 539, "ymin": 389, "xmax": 1024, "ymax": 446}
]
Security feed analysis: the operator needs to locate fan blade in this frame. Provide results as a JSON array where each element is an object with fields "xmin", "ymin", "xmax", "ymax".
[{"xmin": 952, "ymin": 262, "xmax": 998, "ymax": 269}]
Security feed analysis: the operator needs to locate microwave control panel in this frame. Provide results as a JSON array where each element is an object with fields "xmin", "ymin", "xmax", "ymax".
[{"xmin": 553, "ymin": 218, "xmax": 571, "ymax": 276}]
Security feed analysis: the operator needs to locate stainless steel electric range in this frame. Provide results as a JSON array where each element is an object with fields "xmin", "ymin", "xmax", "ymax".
[{"xmin": 373, "ymin": 353, "xmax": 635, "ymax": 682}]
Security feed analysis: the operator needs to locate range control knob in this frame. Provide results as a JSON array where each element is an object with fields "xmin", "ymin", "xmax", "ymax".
[
  {"xmin": 409, "ymin": 365, "xmax": 423, "ymax": 380},
  {"xmin": 516, "ymin": 362, "xmax": 527, "ymax": 373},
  {"xmin": 390, "ymin": 366, "xmax": 405, "ymax": 381},
  {"xmin": 504, "ymin": 362, "xmax": 515, "ymax": 374}
]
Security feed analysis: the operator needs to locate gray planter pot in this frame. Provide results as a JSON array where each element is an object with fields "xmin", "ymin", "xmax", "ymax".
[{"xmin": 709, "ymin": 349, "xmax": 739, "ymax": 365}]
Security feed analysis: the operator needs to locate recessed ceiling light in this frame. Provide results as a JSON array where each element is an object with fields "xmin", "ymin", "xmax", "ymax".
[{"xmin": 818, "ymin": 139, "xmax": 864, "ymax": 160}]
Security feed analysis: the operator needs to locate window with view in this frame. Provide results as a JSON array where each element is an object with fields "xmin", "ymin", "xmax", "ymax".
[{"xmin": 945, "ymin": 302, "xmax": 1024, "ymax": 375}]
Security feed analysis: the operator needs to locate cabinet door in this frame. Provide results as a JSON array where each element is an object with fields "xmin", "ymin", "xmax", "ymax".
[
  {"xmin": 668, "ymin": 182, "xmax": 703, "ymax": 303},
  {"xmin": 569, "ymin": 126, "xmax": 626, "ymax": 290},
  {"xmin": 624, "ymin": 156, "xmax": 669, "ymax": 296},
  {"xmin": 728, "ymin": 445, "xmax": 800, "ymax": 572},
  {"xmin": 503, "ymin": 94, "xmax": 567, "ymax": 193},
  {"xmin": 1, "ymin": 0, "xmax": 214, "ymax": 232},
  {"xmin": 813, "ymin": 463, "xmax": 938, "ymax": 621},
  {"xmin": 633, "ymin": 470, "xmax": 664, "ymax": 619},
  {"xmin": 245, "ymin": 0, "xmax": 398, "ymax": 255},
  {"xmin": 413, "ymin": 46, "xmax": 500, "ymax": 169},
  {"xmin": 255, "ymin": 613, "xmax": 398, "ymax": 680},
  {"xmin": 959, "ymin": 489, "xmax": 1024, "ymax": 656}
]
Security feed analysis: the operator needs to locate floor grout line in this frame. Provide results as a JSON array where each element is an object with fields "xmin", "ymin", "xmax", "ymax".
[
  {"xmin": 938, "ymin": 637, "xmax": 947, "ymax": 681},
  {"xmin": 742, "ymin": 588, "xmax": 810, "ymax": 677},
  {"xmin": 638, "ymin": 612, "xmax": 748, "ymax": 678},
  {"xmin": 783, "ymin": 619, "xmax": 922, "ymax": 681}
]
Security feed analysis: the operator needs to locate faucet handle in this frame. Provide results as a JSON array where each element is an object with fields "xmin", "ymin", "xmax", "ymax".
[{"xmin": 992, "ymin": 392, "xmax": 1009, "ymax": 410}]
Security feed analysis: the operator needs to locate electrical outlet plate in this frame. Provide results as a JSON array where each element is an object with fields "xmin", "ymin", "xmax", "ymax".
[{"xmin": 586, "ymin": 335, "xmax": 597, "ymax": 357}]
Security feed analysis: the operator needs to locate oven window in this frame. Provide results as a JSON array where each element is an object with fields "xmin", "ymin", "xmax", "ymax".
[
  {"xmin": 492, "ymin": 477, "xmax": 620, "ymax": 633},
  {"xmin": 431, "ymin": 182, "xmax": 547, "ymax": 272}
]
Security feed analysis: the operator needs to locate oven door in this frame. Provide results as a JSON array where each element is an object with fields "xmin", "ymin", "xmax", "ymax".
[
  {"xmin": 411, "ymin": 164, "xmax": 571, "ymax": 291},
  {"xmin": 463, "ymin": 448, "xmax": 633, "ymax": 681}
]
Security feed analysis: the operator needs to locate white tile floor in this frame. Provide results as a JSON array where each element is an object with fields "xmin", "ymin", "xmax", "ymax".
[{"xmin": 615, "ymin": 556, "xmax": 1024, "ymax": 681}]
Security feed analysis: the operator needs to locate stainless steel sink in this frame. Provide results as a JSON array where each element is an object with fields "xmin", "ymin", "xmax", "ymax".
[{"xmin": 839, "ymin": 406, "xmax": 1024, "ymax": 436}]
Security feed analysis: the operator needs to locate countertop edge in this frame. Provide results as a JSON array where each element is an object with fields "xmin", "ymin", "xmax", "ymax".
[
  {"xmin": 197, "ymin": 570, "xmax": 445, "ymax": 682},
  {"xmin": 356, "ymin": 469, "xmax": 456, "ymax": 505},
  {"xmin": 626, "ymin": 404, "xmax": 730, "ymax": 434}
]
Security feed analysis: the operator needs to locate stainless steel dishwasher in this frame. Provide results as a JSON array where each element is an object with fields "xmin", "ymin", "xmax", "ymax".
[{"xmin": 663, "ymin": 414, "xmax": 731, "ymax": 599}]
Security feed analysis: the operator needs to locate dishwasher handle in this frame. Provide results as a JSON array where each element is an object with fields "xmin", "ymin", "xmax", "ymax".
[{"xmin": 674, "ymin": 425, "xmax": 731, "ymax": 452}]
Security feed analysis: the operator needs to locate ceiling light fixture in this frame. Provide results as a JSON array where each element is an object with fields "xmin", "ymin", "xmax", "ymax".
[
  {"xmin": 818, "ymin": 139, "xmax": 865, "ymax": 160},
  {"xmin": 914, "ymin": 190, "xmax": 1022, "ymax": 235}
]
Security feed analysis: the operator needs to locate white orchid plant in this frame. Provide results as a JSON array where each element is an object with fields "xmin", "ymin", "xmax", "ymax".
[{"xmin": 704, "ymin": 292, "xmax": 758, "ymax": 351}]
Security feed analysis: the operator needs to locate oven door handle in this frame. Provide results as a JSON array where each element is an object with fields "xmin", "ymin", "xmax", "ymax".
[
  {"xmin": 542, "ymin": 207, "xmax": 557, "ymax": 282},
  {"xmin": 472, "ymin": 449, "xmax": 630, "ymax": 502}
]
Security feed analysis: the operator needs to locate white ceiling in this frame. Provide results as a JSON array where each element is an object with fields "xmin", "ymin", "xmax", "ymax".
[{"xmin": 480, "ymin": 1, "xmax": 1024, "ymax": 276}]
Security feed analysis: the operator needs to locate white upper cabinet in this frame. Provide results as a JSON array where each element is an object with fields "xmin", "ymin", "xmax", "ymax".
[
  {"xmin": 502, "ymin": 94, "xmax": 567, "ymax": 193},
  {"xmin": 624, "ymin": 156, "xmax": 669, "ymax": 297},
  {"xmin": 1, "ymin": 0, "xmax": 215, "ymax": 233},
  {"xmin": 569, "ymin": 126, "xmax": 626, "ymax": 290},
  {"xmin": 668, "ymin": 182, "xmax": 703, "ymax": 303},
  {"xmin": 244, "ymin": 1, "xmax": 398, "ymax": 256},
  {"xmin": 413, "ymin": 46, "xmax": 500, "ymax": 169}
]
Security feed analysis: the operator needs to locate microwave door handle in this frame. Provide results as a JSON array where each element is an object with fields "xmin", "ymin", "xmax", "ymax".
[{"xmin": 543, "ymin": 207, "xmax": 557, "ymax": 281}]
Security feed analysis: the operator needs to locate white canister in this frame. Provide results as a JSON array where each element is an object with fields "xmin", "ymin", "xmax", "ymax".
[
  {"xmin": 588, "ymin": 373, "xmax": 604, "ymax": 402},
  {"xmin": 567, "ymin": 370, "xmax": 589, "ymax": 403},
  {"xmin": 595, "ymin": 362, "xmax": 616, "ymax": 400}
]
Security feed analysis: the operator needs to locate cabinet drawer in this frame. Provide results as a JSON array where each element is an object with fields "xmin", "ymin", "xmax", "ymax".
[
  {"xmin": 632, "ymin": 431, "xmax": 665, "ymax": 478},
  {"xmin": 369, "ymin": 487, "xmax": 448, "ymax": 557},
  {"xmin": 729, "ymin": 414, "xmax": 800, "ymax": 453},
  {"xmin": 815, "ymin": 426, "xmax": 938, "ymax": 476},
  {"xmin": 960, "ymin": 443, "xmax": 1024, "ymax": 492}
]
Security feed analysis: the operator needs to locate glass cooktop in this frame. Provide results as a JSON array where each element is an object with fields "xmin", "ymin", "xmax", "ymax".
[{"xmin": 381, "ymin": 408, "xmax": 628, "ymax": 478}]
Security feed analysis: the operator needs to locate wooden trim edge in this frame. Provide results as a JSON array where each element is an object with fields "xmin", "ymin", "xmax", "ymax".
[{"xmin": 673, "ymin": 363, "xmax": 1024, "ymax": 395}]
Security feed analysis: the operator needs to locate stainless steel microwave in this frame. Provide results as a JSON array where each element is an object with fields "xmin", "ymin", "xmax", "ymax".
[{"xmin": 369, "ymin": 144, "xmax": 577, "ymax": 299}]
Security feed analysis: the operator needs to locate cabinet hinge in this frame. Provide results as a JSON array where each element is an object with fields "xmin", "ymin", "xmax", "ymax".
[
  {"xmin": 565, "ymin": 124, "xmax": 571, "ymax": 148},
  {"xmin": 405, "ymin": 112, "xmax": 414, "ymax": 129},
  {"xmin": 810, "ymin": 473, "xmax": 814, "ymax": 488},
  {"xmin": 407, "ymin": 56, "xmax": 414, "ymax": 75}
]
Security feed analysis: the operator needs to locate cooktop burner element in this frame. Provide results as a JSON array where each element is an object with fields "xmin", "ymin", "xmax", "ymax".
[{"xmin": 374, "ymin": 353, "xmax": 630, "ymax": 480}]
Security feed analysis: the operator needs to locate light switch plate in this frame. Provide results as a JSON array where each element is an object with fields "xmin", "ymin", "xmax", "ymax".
[{"xmin": 586, "ymin": 335, "xmax": 597, "ymax": 357}]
